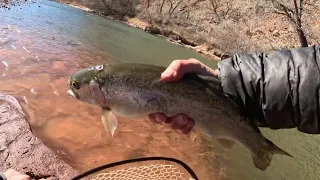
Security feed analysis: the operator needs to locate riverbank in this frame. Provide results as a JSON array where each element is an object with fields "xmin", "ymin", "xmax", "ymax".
[
  {"xmin": 124, "ymin": 17, "xmax": 226, "ymax": 61},
  {"xmin": 53, "ymin": 1, "xmax": 222, "ymax": 61},
  {"xmin": 54, "ymin": 0, "xmax": 320, "ymax": 62},
  {"xmin": 0, "ymin": 93, "xmax": 80, "ymax": 180}
]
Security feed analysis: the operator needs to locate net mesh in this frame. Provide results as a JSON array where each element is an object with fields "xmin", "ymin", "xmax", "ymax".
[{"xmin": 90, "ymin": 163, "xmax": 195, "ymax": 180}]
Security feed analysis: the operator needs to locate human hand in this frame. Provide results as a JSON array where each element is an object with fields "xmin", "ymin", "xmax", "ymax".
[
  {"xmin": 3, "ymin": 169, "xmax": 31, "ymax": 180},
  {"xmin": 160, "ymin": 58, "xmax": 219, "ymax": 82},
  {"xmin": 148, "ymin": 58, "xmax": 219, "ymax": 134},
  {"xmin": 148, "ymin": 113, "xmax": 195, "ymax": 134}
]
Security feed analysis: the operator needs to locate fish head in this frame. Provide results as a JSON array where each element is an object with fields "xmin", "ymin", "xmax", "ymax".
[{"xmin": 68, "ymin": 65, "xmax": 107, "ymax": 106}]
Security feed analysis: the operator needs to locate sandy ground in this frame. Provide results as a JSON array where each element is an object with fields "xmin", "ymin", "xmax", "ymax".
[{"xmin": 0, "ymin": 93, "xmax": 79, "ymax": 180}]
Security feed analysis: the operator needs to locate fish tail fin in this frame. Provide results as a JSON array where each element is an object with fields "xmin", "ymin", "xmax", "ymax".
[
  {"xmin": 252, "ymin": 139, "xmax": 293, "ymax": 171},
  {"xmin": 269, "ymin": 141, "xmax": 293, "ymax": 157}
]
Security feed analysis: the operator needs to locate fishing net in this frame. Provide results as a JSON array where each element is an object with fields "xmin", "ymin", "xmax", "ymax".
[
  {"xmin": 92, "ymin": 164, "xmax": 192, "ymax": 180},
  {"xmin": 72, "ymin": 157, "xmax": 198, "ymax": 180}
]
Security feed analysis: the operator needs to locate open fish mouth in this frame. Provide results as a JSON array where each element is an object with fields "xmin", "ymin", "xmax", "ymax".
[{"xmin": 67, "ymin": 89, "xmax": 79, "ymax": 99}]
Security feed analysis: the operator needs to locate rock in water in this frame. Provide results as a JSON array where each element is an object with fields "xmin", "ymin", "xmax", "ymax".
[{"xmin": 0, "ymin": 93, "xmax": 80, "ymax": 180}]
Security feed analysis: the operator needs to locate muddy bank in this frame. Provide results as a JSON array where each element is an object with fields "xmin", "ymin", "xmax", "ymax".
[{"xmin": 0, "ymin": 94, "xmax": 79, "ymax": 180}]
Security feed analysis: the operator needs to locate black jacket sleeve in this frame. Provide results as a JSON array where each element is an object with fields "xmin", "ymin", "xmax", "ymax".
[{"xmin": 217, "ymin": 45, "xmax": 320, "ymax": 134}]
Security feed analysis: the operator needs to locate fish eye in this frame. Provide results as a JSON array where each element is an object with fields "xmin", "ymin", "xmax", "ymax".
[{"xmin": 71, "ymin": 81, "xmax": 80, "ymax": 90}]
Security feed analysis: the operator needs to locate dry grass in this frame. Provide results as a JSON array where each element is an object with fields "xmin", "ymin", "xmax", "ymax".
[{"xmin": 138, "ymin": 0, "xmax": 319, "ymax": 54}]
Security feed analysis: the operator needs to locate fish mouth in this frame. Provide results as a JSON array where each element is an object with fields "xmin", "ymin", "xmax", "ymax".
[
  {"xmin": 67, "ymin": 77, "xmax": 79, "ymax": 99},
  {"xmin": 67, "ymin": 89, "xmax": 79, "ymax": 99}
]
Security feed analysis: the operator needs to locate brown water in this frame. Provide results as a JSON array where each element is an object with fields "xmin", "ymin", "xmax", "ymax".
[{"xmin": 1, "ymin": 1, "xmax": 320, "ymax": 180}]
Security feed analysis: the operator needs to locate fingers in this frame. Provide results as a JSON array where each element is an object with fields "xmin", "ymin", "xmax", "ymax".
[
  {"xmin": 161, "ymin": 58, "xmax": 219, "ymax": 82},
  {"xmin": 148, "ymin": 58, "xmax": 214, "ymax": 134},
  {"xmin": 181, "ymin": 118, "xmax": 195, "ymax": 134},
  {"xmin": 170, "ymin": 114, "xmax": 195, "ymax": 134},
  {"xmin": 161, "ymin": 60, "xmax": 186, "ymax": 82},
  {"xmin": 4, "ymin": 169, "xmax": 31, "ymax": 180},
  {"xmin": 170, "ymin": 114, "xmax": 189, "ymax": 129},
  {"xmin": 148, "ymin": 113, "xmax": 169, "ymax": 124},
  {"xmin": 24, "ymin": 175, "xmax": 32, "ymax": 180},
  {"xmin": 148, "ymin": 113, "xmax": 195, "ymax": 134}
]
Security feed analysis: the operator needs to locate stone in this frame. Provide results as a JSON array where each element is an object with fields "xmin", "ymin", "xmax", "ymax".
[{"xmin": 0, "ymin": 94, "xmax": 79, "ymax": 180}]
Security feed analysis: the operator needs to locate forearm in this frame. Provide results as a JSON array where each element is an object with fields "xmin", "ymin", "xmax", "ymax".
[{"xmin": 217, "ymin": 45, "xmax": 320, "ymax": 134}]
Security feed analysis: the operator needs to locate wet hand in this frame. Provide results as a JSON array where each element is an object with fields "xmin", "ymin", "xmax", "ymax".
[
  {"xmin": 148, "ymin": 58, "xmax": 218, "ymax": 134},
  {"xmin": 3, "ymin": 169, "xmax": 31, "ymax": 180}
]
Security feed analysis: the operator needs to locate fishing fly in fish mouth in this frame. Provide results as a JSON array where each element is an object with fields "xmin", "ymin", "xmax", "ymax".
[{"xmin": 67, "ymin": 62, "xmax": 293, "ymax": 171}]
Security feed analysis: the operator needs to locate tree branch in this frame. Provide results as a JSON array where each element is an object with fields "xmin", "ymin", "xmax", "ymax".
[
  {"xmin": 170, "ymin": 0, "xmax": 182, "ymax": 14},
  {"xmin": 159, "ymin": 0, "xmax": 165, "ymax": 14}
]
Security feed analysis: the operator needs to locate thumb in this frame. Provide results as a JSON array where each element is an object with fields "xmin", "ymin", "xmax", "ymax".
[
  {"xmin": 160, "ymin": 60, "xmax": 190, "ymax": 82},
  {"xmin": 161, "ymin": 67, "xmax": 180, "ymax": 82}
]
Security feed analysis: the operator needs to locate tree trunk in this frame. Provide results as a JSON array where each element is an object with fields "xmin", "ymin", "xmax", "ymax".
[
  {"xmin": 293, "ymin": 0, "xmax": 308, "ymax": 47},
  {"xmin": 296, "ymin": 28, "xmax": 309, "ymax": 47},
  {"xmin": 147, "ymin": 0, "xmax": 150, "ymax": 8}
]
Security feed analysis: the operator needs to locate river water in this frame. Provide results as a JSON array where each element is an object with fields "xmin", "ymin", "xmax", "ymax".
[{"xmin": 1, "ymin": 1, "xmax": 319, "ymax": 180}]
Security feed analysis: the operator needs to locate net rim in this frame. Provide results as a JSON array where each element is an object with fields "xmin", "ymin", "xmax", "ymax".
[{"xmin": 71, "ymin": 156, "xmax": 199, "ymax": 180}]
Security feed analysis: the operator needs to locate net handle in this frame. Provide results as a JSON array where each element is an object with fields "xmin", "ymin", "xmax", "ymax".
[{"xmin": 71, "ymin": 156, "xmax": 199, "ymax": 180}]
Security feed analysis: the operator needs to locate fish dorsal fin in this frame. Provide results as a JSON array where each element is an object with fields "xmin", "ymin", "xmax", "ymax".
[
  {"xmin": 101, "ymin": 108, "xmax": 118, "ymax": 137},
  {"xmin": 217, "ymin": 138, "xmax": 235, "ymax": 149}
]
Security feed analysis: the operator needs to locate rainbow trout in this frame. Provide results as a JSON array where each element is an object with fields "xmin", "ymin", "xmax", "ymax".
[{"xmin": 67, "ymin": 63, "xmax": 292, "ymax": 170}]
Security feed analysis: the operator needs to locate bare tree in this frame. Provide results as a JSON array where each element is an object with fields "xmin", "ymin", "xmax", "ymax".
[
  {"xmin": 269, "ymin": 0, "xmax": 308, "ymax": 47},
  {"xmin": 168, "ymin": 0, "xmax": 182, "ymax": 17},
  {"xmin": 98, "ymin": 0, "xmax": 138, "ymax": 18},
  {"xmin": 207, "ymin": 0, "xmax": 231, "ymax": 24},
  {"xmin": 159, "ymin": 0, "xmax": 166, "ymax": 14}
]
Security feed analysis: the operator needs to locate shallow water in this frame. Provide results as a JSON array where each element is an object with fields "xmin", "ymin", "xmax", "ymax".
[{"xmin": 1, "ymin": 1, "xmax": 320, "ymax": 180}]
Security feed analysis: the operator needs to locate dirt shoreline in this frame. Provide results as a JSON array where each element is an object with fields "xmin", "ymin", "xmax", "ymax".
[{"xmin": 53, "ymin": 1, "xmax": 223, "ymax": 62}]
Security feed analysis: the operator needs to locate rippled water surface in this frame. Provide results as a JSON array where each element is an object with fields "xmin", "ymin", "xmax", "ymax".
[{"xmin": 1, "ymin": 1, "xmax": 320, "ymax": 180}]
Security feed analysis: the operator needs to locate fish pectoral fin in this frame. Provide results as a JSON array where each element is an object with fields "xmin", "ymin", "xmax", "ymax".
[
  {"xmin": 216, "ymin": 138, "xmax": 235, "ymax": 149},
  {"xmin": 101, "ymin": 108, "xmax": 118, "ymax": 137},
  {"xmin": 252, "ymin": 139, "xmax": 293, "ymax": 171}
]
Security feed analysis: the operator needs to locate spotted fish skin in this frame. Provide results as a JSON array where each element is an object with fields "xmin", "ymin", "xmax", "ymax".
[{"xmin": 68, "ymin": 63, "xmax": 293, "ymax": 171}]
